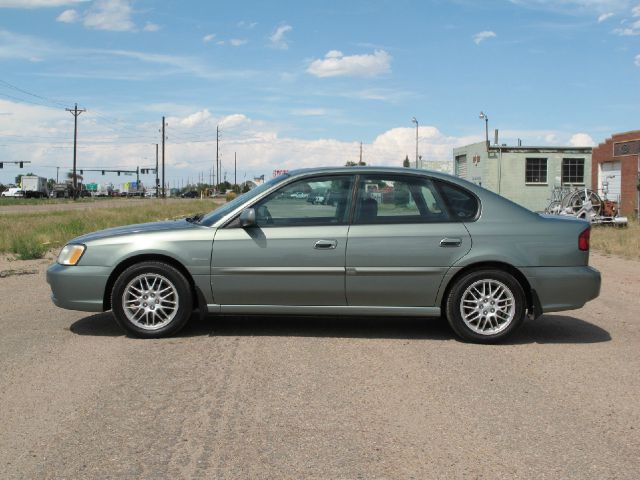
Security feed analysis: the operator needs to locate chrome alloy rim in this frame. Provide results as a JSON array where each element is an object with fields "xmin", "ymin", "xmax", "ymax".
[
  {"xmin": 460, "ymin": 279, "xmax": 515, "ymax": 335},
  {"xmin": 122, "ymin": 273, "xmax": 179, "ymax": 330}
]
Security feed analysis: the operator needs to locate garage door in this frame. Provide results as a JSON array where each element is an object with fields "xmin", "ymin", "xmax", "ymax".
[
  {"xmin": 455, "ymin": 155, "xmax": 467, "ymax": 179},
  {"xmin": 599, "ymin": 161, "xmax": 621, "ymax": 201}
]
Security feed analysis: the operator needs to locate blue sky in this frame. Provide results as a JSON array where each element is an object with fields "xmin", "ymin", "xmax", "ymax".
[{"xmin": 0, "ymin": 0, "xmax": 639, "ymax": 188}]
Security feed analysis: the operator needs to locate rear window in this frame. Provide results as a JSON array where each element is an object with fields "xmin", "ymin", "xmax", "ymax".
[{"xmin": 435, "ymin": 181, "xmax": 479, "ymax": 221}]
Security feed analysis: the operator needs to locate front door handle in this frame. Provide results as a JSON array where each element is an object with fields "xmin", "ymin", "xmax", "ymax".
[
  {"xmin": 314, "ymin": 239, "xmax": 338, "ymax": 250},
  {"xmin": 440, "ymin": 237, "xmax": 462, "ymax": 248}
]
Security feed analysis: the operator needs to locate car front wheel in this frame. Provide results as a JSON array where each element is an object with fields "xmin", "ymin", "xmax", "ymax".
[
  {"xmin": 111, "ymin": 261, "xmax": 193, "ymax": 338},
  {"xmin": 445, "ymin": 269, "xmax": 526, "ymax": 343}
]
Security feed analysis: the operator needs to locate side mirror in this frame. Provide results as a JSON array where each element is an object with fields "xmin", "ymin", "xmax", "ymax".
[{"xmin": 239, "ymin": 208, "xmax": 256, "ymax": 228}]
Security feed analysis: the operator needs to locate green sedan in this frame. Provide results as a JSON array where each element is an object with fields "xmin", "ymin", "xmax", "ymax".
[{"xmin": 47, "ymin": 167, "xmax": 601, "ymax": 343}]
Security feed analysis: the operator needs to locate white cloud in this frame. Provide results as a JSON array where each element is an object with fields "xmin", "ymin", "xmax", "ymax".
[
  {"xmin": 611, "ymin": 3, "xmax": 640, "ymax": 34},
  {"xmin": 597, "ymin": 12, "xmax": 615, "ymax": 21},
  {"xmin": 229, "ymin": 38, "xmax": 248, "ymax": 46},
  {"xmin": 635, "ymin": 53, "xmax": 640, "ymax": 65},
  {"xmin": 82, "ymin": 0, "xmax": 135, "ymax": 32},
  {"xmin": 56, "ymin": 8, "xmax": 79, "ymax": 23},
  {"xmin": 143, "ymin": 22, "xmax": 160, "ymax": 32},
  {"xmin": 473, "ymin": 30, "xmax": 497, "ymax": 44},
  {"xmin": 179, "ymin": 109, "xmax": 212, "ymax": 128},
  {"xmin": 569, "ymin": 132, "xmax": 596, "ymax": 146},
  {"xmin": 202, "ymin": 33, "xmax": 216, "ymax": 43},
  {"xmin": 291, "ymin": 108, "xmax": 328, "ymax": 116},
  {"xmin": 0, "ymin": 0, "xmax": 86, "ymax": 8},
  {"xmin": 613, "ymin": 20, "xmax": 640, "ymax": 35},
  {"xmin": 269, "ymin": 24, "xmax": 292, "ymax": 50},
  {"xmin": 237, "ymin": 20, "xmax": 257, "ymax": 29},
  {"xmin": 307, "ymin": 50, "xmax": 392, "ymax": 78}
]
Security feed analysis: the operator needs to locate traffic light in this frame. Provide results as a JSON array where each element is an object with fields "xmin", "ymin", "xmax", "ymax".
[
  {"xmin": 0, "ymin": 162, "xmax": 3, "ymax": 169},
  {"xmin": 117, "ymin": 171, "xmax": 120, "ymax": 176},
  {"xmin": 102, "ymin": 170, "xmax": 105, "ymax": 175},
  {"xmin": 80, "ymin": 169, "xmax": 83, "ymax": 175},
  {"xmin": 19, "ymin": 162, "xmax": 23, "ymax": 168}
]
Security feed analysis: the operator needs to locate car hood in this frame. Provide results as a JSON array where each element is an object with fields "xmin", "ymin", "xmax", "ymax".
[{"xmin": 71, "ymin": 219, "xmax": 200, "ymax": 244}]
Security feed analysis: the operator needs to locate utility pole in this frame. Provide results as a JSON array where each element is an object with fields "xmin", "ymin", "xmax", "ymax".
[
  {"xmin": 155, "ymin": 143, "xmax": 159, "ymax": 198},
  {"xmin": 215, "ymin": 125, "xmax": 220, "ymax": 191},
  {"xmin": 66, "ymin": 103, "xmax": 85, "ymax": 198},
  {"xmin": 56, "ymin": 166, "xmax": 59, "ymax": 183},
  {"xmin": 136, "ymin": 166, "xmax": 140, "ymax": 185},
  {"xmin": 411, "ymin": 117, "xmax": 419, "ymax": 168},
  {"xmin": 359, "ymin": 141, "xmax": 363, "ymax": 165},
  {"xmin": 161, "ymin": 117, "xmax": 166, "ymax": 198},
  {"xmin": 234, "ymin": 152, "xmax": 237, "ymax": 186}
]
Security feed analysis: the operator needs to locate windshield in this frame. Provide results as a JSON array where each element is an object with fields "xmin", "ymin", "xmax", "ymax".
[{"xmin": 199, "ymin": 174, "xmax": 290, "ymax": 226}]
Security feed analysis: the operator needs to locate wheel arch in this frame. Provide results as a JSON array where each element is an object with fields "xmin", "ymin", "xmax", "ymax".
[
  {"xmin": 103, "ymin": 254, "xmax": 202, "ymax": 312},
  {"xmin": 439, "ymin": 261, "xmax": 534, "ymax": 314}
]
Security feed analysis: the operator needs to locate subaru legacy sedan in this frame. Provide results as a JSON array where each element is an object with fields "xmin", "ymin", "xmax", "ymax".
[{"xmin": 47, "ymin": 167, "xmax": 601, "ymax": 343}]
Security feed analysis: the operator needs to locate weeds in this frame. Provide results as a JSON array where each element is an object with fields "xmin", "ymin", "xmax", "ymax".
[{"xmin": 0, "ymin": 199, "xmax": 217, "ymax": 258}]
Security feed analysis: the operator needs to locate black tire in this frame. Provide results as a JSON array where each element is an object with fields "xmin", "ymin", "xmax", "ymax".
[
  {"xmin": 111, "ymin": 261, "xmax": 193, "ymax": 338},
  {"xmin": 445, "ymin": 269, "xmax": 526, "ymax": 344}
]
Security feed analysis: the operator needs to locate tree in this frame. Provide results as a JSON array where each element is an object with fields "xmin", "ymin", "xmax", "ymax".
[
  {"xmin": 15, "ymin": 172, "xmax": 35, "ymax": 185},
  {"xmin": 403, "ymin": 155, "xmax": 410, "ymax": 168},
  {"xmin": 47, "ymin": 178, "xmax": 56, "ymax": 191}
]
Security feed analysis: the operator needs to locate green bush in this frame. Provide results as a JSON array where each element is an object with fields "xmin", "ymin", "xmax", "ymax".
[{"xmin": 10, "ymin": 237, "xmax": 48, "ymax": 260}]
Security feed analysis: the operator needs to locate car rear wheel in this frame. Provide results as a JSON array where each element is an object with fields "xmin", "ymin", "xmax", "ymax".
[
  {"xmin": 111, "ymin": 261, "xmax": 193, "ymax": 338},
  {"xmin": 445, "ymin": 269, "xmax": 526, "ymax": 343}
]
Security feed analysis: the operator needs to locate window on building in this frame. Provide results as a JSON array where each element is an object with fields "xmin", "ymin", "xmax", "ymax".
[
  {"xmin": 525, "ymin": 158, "xmax": 547, "ymax": 183},
  {"xmin": 562, "ymin": 158, "xmax": 585, "ymax": 184}
]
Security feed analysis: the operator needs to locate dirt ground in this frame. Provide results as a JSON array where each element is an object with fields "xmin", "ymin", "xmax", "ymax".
[{"xmin": 0, "ymin": 252, "xmax": 638, "ymax": 479}]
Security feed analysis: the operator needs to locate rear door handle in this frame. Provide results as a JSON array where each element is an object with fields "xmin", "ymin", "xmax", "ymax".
[
  {"xmin": 314, "ymin": 239, "xmax": 338, "ymax": 250},
  {"xmin": 440, "ymin": 237, "xmax": 462, "ymax": 247}
]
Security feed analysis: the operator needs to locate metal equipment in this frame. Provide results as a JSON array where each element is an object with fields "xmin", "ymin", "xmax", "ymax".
[{"xmin": 545, "ymin": 186, "xmax": 627, "ymax": 227}]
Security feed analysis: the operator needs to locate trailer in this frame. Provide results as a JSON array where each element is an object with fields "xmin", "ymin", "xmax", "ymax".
[{"xmin": 21, "ymin": 175, "xmax": 49, "ymax": 199}]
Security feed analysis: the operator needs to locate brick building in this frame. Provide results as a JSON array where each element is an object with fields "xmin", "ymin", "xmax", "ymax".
[{"xmin": 591, "ymin": 130, "xmax": 640, "ymax": 216}]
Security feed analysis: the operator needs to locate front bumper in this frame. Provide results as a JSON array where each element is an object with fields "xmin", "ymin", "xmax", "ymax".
[
  {"xmin": 521, "ymin": 265, "xmax": 601, "ymax": 314},
  {"xmin": 46, "ymin": 263, "xmax": 112, "ymax": 312}
]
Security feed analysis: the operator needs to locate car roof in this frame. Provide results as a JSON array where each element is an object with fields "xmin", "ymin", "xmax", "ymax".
[{"xmin": 286, "ymin": 166, "xmax": 456, "ymax": 180}]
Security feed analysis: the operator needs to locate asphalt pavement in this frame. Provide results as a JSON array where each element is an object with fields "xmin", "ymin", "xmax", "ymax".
[{"xmin": 0, "ymin": 252, "xmax": 638, "ymax": 479}]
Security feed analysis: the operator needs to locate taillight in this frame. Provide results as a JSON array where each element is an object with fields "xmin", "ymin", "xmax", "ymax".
[{"xmin": 578, "ymin": 227, "xmax": 590, "ymax": 251}]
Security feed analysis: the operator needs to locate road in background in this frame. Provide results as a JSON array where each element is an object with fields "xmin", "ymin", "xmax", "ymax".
[{"xmin": 0, "ymin": 253, "xmax": 638, "ymax": 479}]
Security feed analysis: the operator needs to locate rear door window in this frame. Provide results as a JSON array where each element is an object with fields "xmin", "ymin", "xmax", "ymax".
[{"xmin": 435, "ymin": 181, "xmax": 479, "ymax": 221}]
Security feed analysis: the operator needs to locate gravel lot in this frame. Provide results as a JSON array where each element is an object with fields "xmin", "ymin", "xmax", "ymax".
[{"xmin": 0, "ymin": 252, "xmax": 638, "ymax": 479}]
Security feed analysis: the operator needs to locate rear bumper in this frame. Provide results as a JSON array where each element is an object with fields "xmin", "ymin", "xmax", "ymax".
[
  {"xmin": 46, "ymin": 263, "xmax": 111, "ymax": 312},
  {"xmin": 521, "ymin": 265, "xmax": 601, "ymax": 314}
]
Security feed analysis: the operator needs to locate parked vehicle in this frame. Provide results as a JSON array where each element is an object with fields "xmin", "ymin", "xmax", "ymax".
[
  {"xmin": 181, "ymin": 191, "xmax": 199, "ymax": 198},
  {"xmin": 51, "ymin": 182, "xmax": 74, "ymax": 198},
  {"xmin": 47, "ymin": 167, "xmax": 601, "ymax": 343},
  {"xmin": 1, "ymin": 187, "xmax": 25, "ymax": 198},
  {"xmin": 20, "ymin": 175, "xmax": 49, "ymax": 198}
]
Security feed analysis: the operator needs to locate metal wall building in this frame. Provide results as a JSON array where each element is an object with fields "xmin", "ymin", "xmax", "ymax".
[{"xmin": 452, "ymin": 141, "xmax": 592, "ymax": 212}]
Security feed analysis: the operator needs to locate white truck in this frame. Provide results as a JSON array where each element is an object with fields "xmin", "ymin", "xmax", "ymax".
[
  {"xmin": 21, "ymin": 175, "xmax": 49, "ymax": 198},
  {"xmin": 1, "ymin": 187, "xmax": 25, "ymax": 198}
]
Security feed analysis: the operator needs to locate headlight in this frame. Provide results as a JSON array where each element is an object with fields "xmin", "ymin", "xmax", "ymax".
[{"xmin": 57, "ymin": 244, "xmax": 86, "ymax": 266}]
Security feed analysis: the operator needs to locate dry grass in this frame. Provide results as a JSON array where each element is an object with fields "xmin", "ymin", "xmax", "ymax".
[
  {"xmin": 0, "ymin": 199, "xmax": 216, "ymax": 260},
  {"xmin": 591, "ymin": 220, "xmax": 640, "ymax": 260}
]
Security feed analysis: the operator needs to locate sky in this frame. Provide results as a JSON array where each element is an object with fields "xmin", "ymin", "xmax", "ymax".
[{"xmin": 0, "ymin": 0, "xmax": 639, "ymax": 188}]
